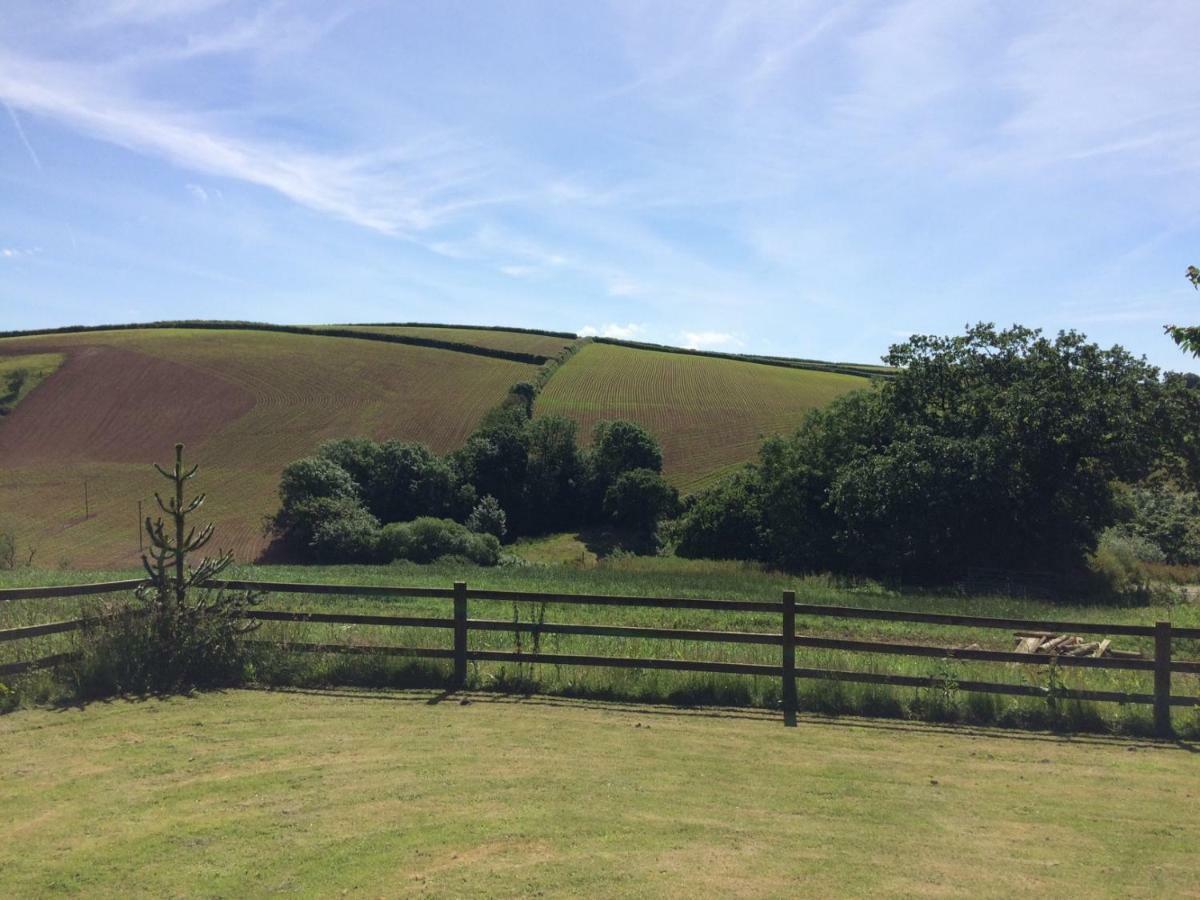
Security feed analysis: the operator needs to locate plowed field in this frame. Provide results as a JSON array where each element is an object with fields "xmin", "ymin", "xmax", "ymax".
[
  {"xmin": 536, "ymin": 342, "xmax": 870, "ymax": 492},
  {"xmin": 0, "ymin": 328, "xmax": 537, "ymax": 568}
]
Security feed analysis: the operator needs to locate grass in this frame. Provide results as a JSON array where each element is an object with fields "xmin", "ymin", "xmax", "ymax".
[
  {"xmin": 0, "ymin": 688, "xmax": 1197, "ymax": 897},
  {"xmin": 535, "ymin": 341, "xmax": 870, "ymax": 492},
  {"xmin": 0, "ymin": 351, "xmax": 63, "ymax": 414},
  {"xmin": 3, "ymin": 559, "xmax": 1198, "ymax": 736},
  {"xmin": 0, "ymin": 328, "xmax": 538, "ymax": 568}
]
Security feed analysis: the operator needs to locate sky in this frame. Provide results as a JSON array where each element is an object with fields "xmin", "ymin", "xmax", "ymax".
[{"xmin": 0, "ymin": 0, "xmax": 1197, "ymax": 371}]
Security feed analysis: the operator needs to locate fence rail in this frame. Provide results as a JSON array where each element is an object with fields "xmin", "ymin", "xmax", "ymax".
[{"xmin": 2, "ymin": 578, "xmax": 1197, "ymax": 734}]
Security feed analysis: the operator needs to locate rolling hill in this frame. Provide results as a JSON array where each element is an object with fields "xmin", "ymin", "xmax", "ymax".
[
  {"xmin": 0, "ymin": 327, "xmax": 539, "ymax": 568},
  {"xmin": 0, "ymin": 323, "xmax": 874, "ymax": 567},
  {"xmin": 536, "ymin": 341, "xmax": 870, "ymax": 492}
]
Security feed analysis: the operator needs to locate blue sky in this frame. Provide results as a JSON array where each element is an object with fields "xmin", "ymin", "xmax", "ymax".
[{"xmin": 0, "ymin": 0, "xmax": 1197, "ymax": 371}]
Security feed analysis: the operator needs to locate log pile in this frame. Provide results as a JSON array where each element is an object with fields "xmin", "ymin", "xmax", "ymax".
[{"xmin": 1012, "ymin": 631, "xmax": 1142, "ymax": 659}]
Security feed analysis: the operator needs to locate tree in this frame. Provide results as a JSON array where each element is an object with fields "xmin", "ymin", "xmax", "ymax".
[
  {"xmin": 1166, "ymin": 265, "xmax": 1200, "ymax": 357},
  {"xmin": 466, "ymin": 494, "xmax": 507, "ymax": 540},
  {"xmin": 591, "ymin": 420, "xmax": 663, "ymax": 482},
  {"xmin": 452, "ymin": 422, "xmax": 528, "ymax": 529},
  {"xmin": 603, "ymin": 468, "xmax": 679, "ymax": 534},
  {"xmin": 679, "ymin": 324, "xmax": 1172, "ymax": 582},
  {"xmin": 674, "ymin": 468, "xmax": 765, "ymax": 560},
  {"xmin": 523, "ymin": 415, "xmax": 585, "ymax": 532}
]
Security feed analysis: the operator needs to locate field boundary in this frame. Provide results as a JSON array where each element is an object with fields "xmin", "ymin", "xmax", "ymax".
[
  {"xmin": 0, "ymin": 321, "xmax": 554, "ymax": 366},
  {"xmin": 591, "ymin": 336, "xmax": 889, "ymax": 379},
  {"xmin": 3, "ymin": 578, "xmax": 1197, "ymax": 734}
]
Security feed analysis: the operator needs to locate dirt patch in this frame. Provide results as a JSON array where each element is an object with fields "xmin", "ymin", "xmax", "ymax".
[{"xmin": 0, "ymin": 345, "xmax": 255, "ymax": 465}]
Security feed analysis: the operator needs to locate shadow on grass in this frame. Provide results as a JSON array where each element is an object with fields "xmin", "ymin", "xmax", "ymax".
[{"xmin": 243, "ymin": 683, "xmax": 1200, "ymax": 752}]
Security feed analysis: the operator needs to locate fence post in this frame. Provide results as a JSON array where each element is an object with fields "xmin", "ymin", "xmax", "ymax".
[
  {"xmin": 1154, "ymin": 621, "xmax": 1172, "ymax": 738},
  {"xmin": 453, "ymin": 581, "xmax": 468, "ymax": 689},
  {"xmin": 782, "ymin": 590, "xmax": 796, "ymax": 727}
]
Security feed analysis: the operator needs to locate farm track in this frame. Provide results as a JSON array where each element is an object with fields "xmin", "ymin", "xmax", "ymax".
[
  {"xmin": 536, "ymin": 342, "xmax": 870, "ymax": 492},
  {"xmin": 0, "ymin": 328, "xmax": 538, "ymax": 567}
]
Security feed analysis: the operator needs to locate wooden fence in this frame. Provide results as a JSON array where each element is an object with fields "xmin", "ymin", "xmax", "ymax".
[{"xmin": 2, "ymin": 578, "xmax": 1198, "ymax": 735}]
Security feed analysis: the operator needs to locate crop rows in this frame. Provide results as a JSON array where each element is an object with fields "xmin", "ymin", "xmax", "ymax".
[
  {"xmin": 536, "ymin": 342, "xmax": 869, "ymax": 492},
  {"xmin": 0, "ymin": 328, "xmax": 538, "ymax": 568}
]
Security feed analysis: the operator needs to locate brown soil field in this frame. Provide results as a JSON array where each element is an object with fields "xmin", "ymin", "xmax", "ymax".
[{"xmin": 0, "ymin": 328, "xmax": 538, "ymax": 568}]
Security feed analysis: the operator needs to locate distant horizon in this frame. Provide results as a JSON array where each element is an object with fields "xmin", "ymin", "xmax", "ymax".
[{"xmin": 2, "ymin": 1, "xmax": 1198, "ymax": 373}]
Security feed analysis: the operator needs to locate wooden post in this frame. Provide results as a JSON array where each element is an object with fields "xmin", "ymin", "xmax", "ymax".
[
  {"xmin": 1154, "ymin": 621, "xmax": 1172, "ymax": 738},
  {"xmin": 453, "ymin": 581, "xmax": 468, "ymax": 689},
  {"xmin": 782, "ymin": 590, "xmax": 796, "ymax": 727}
]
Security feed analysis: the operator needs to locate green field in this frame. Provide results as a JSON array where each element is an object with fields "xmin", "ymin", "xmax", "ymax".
[
  {"xmin": 4, "ymin": 561, "xmax": 1197, "ymax": 736},
  {"xmin": 536, "ymin": 342, "xmax": 871, "ymax": 492},
  {"xmin": 1, "ymin": 688, "xmax": 1196, "ymax": 897},
  {"xmin": 0, "ymin": 352, "xmax": 63, "ymax": 414},
  {"xmin": 0, "ymin": 328, "xmax": 538, "ymax": 568}
]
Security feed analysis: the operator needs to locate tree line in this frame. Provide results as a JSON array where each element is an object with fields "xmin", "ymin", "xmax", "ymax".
[{"xmin": 271, "ymin": 403, "xmax": 679, "ymax": 565}]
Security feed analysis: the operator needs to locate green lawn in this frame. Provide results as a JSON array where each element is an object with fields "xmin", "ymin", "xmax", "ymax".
[{"xmin": 0, "ymin": 689, "xmax": 1197, "ymax": 897}]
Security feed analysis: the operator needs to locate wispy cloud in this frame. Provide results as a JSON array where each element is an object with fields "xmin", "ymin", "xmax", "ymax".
[
  {"xmin": 4, "ymin": 100, "xmax": 42, "ymax": 170},
  {"xmin": 0, "ymin": 51, "xmax": 502, "ymax": 237}
]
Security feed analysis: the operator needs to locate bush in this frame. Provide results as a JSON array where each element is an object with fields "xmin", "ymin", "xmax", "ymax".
[
  {"xmin": 603, "ymin": 468, "xmax": 679, "ymax": 534},
  {"xmin": 274, "ymin": 495, "xmax": 370, "ymax": 555},
  {"xmin": 0, "ymin": 528, "xmax": 14, "ymax": 569},
  {"xmin": 68, "ymin": 591, "xmax": 255, "ymax": 697},
  {"xmin": 591, "ymin": 420, "xmax": 663, "ymax": 481},
  {"xmin": 467, "ymin": 495, "xmax": 507, "ymax": 540},
  {"xmin": 378, "ymin": 518, "xmax": 501, "ymax": 566},
  {"xmin": 308, "ymin": 504, "xmax": 382, "ymax": 563}
]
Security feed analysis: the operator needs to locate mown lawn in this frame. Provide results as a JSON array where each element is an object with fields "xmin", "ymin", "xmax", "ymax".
[{"xmin": 0, "ymin": 689, "xmax": 1197, "ymax": 897}]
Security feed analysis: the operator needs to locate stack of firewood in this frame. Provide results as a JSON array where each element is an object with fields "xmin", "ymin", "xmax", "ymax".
[{"xmin": 1012, "ymin": 631, "xmax": 1142, "ymax": 659}]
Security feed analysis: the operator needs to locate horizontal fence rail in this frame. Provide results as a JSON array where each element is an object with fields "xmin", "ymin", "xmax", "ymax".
[{"xmin": 2, "ymin": 578, "xmax": 1197, "ymax": 733}]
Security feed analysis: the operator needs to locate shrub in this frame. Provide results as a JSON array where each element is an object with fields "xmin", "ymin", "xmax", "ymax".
[
  {"xmin": 308, "ymin": 505, "xmax": 382, "ymax": 563},
  {"xmin": 467, "ymin": 495, "xmax": 507, "ymax": 540},
  {"xmin": 603, "ymin": 468, "xmax": 679, "ymax": 534},
  {"xmin": 0, "ymin": 528, "xmax": 14, "ymax": 569},
  {"xmin": 379, "ymin": 517, "xmax": 501, "ymax": 566},
  {"xmin": 274, "ymin": 495, "xmax": 369, "ymax": 554}
]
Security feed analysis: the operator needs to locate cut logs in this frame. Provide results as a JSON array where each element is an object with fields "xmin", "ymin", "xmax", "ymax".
[{"xmin": 1012, "ymin": 632, "xmax": 1142, "ymax": 659}]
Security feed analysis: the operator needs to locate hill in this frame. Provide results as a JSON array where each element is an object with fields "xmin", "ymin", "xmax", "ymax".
[
  {"xmin": 536, "ymin": 341, "xmax": 870, "ymax": 492},
  {"xmin": 0, "ymin": 327, "xmax": 538, "ymax": 568},
  {"xmin": 0, "ymin": 322, "xmax": 875, "ymax": 567}
]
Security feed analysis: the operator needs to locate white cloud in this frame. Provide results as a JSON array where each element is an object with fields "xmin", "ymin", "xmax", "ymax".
[
  {"xmin": 680, "ymin": 330, "xmax": 743, "ymax": 350},
  {"xmin": 1, "ymin": 246, "xmax": 39, "ymax": 259},
  {"xmin": 0, "ymin": 51, "xmax": 501, "ymax": 237},
  {"xmin": 579, "ymin": 322, "xmax": 645, "ymax": 339}
]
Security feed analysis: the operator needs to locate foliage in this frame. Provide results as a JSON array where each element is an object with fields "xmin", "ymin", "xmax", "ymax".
[
  {"xmin": 307, "ymin": 505, "xmax": 382, "ymax": 564},
  {"xmin": 0, "ymin": 527, "xmax": 14, "ymax": 570},
  {"xmin": 603, "ymin": 468, "xmax": 679, "ymax": 534},
  {"xmin": 1165, "ymin": 265, "xmax": 1200, "ymax": 356},
  {"xmin": 522, "ymin": 415, "xmax": 585, "ymax": 531},
  {"xmin": 681, "ymin": 324, "xmax": 1176, "ymax": 581},
  {"xmin": 1112, "ymin": 481, "xmax": 1200, "ymax": 565},
  {"xmin": 378, "ymin": 517, "xmax": 501, "ymax": 565},
  {"xmin": 591, "ymin": 419, "xmax": 663, "ymax": 481},
  {"xmin": 278, "ymin": 456, "xmax": 359, "ymax": 510},
  {"xmin": 466, "ymin": 494, "xmax": 507, "ymax": 540},
  {"xmin": 69, "ymin": 444, "xmax": 260, "ymax": 697},
  {"xmin": 673, "ymin": 469, "xmax": 766, "ymax": 560}
]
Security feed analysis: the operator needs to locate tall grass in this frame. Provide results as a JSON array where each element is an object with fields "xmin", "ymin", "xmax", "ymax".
[{"xmin": 2, "ymin": 559, "xmax": 1197, "ymax": 736}]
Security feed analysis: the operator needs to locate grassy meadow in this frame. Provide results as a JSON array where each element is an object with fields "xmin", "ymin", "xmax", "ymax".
[
  {"xmin": 4, "ymin": 557, "xmax": 1198, "ymax": 736},
  {"xmin": 1, "ymin": 688, "xmax": 1197, "ymax": 897},
  {"xmin": 535, "ymin": 341, "xmax": 870, "ymax": 492}
]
